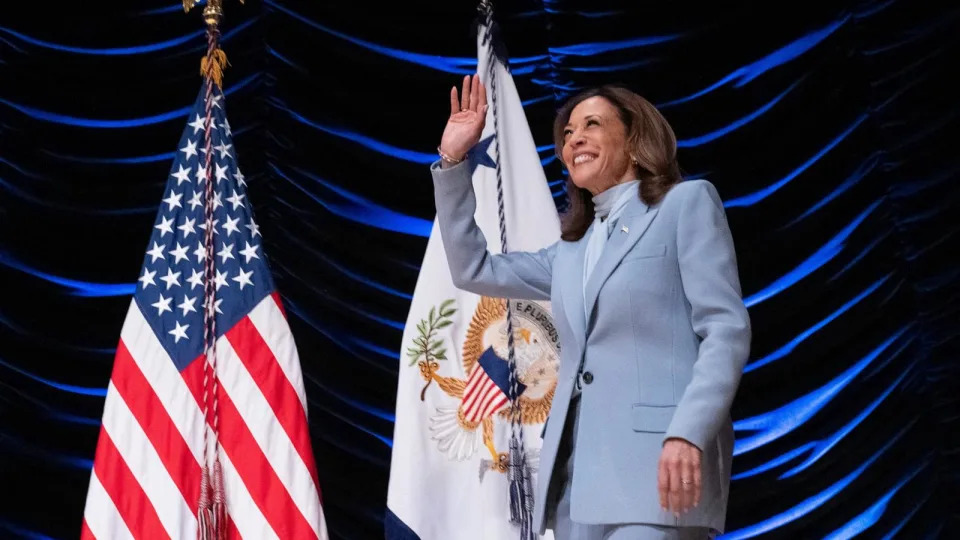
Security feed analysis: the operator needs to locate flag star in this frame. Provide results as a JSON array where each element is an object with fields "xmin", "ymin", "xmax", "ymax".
[
  {"xmin": 224, "ymin": 119, "xmax": 232, "ymax": 137},
  {"xmin": 198, "ymin": 218, "xmax": 219, "ymax": 236},
  {"xmin": 188, "ymin": 191, "xmax": 203, "ymax": 211},
  {"xmin": 187, "ymin": 268, "xmax": 204, "ymax": 289},
  {"xmin": 138, "ymin": 268, "xmax": 157, "ymax": 289},
  {"xmin": 214, "ymin": 269, "xmax": 230, "ymax": 290},
  {"xmin": 214, "ymin": 297, "xmax": 224, "ymax": 315},
  {"xmin": 246, "ymin": 220, "xmax": 261, "ymax": 238},
  {"xmin": 234, "ymin": 169, "xmax": 246, "ymax": 188},
  {"xmin": 239, "ymin": 241, "xmax": 260, "ymax": 263},
  {"xmin": 169, "ymin": 242, "xmax": 190, "ymax": 264},
  {"xmin": 214, "ymin": 163, "xmax": 229, "ymax": 185},
  {"xmin": 178, "ymin": 217, "xmax": 196, "ymax": 238},
  {"xmin": 214, "ymin": 142, "xmax": 233, "ymax": 159},
  {"xmin": 218, "ymin": 242, "xmax": 235, "ymax": 263},
  {"xmin": 154, "ymin": 216, "xmax": 174, "ymax": 237},
  {"xmin": 178, "ymin": 295, "xmax": 197, "ymax": 316},
  {"xmin": 233, "ymin": 268, "xmax": 254, "ymax": 290},
  {"xmin": 171, "ymin": 164, "xmax": 192, "ymax": 186},
  {"xmin": 211, "ymin": 94, "xmax": 223, "ymax": 109},
  {"xmin": 226, "ymin": 190, "xmax": 245, "ymax": 210},
  {"xmin": 195, "ymin": 166, "xmax": 208, "ymax": 184},
  {"xmin": 163, "ymin": 191, "xmax": 183, "ymax": 211},
  {"xmin": 169, "ymin": 320, "xmax": 189, "ymax": 343},
  {"xmin": 147, "ymin": 241, "xmax": 166, "ymax": 263},
  {"xmin": 160, "ymin": 267, "xmax": 182, "ymax": 290},
  {"xmin": 180, "ymin": 139, "xmax": 198, "ymax": 160},
  {"xmin": 222, "ymin": 215, "xmax": 241, "ymax": 237},
  {"xmin": 212, "ymin": 191, "xmax": 223, "ymax": 211},
  {"xmin": 193, "ymin": 241, "xmax": 207, "ymax": 263},
  {"xmin": 152, "ymin": 293, "xmax": 173, "ymax": 316},
  {"xmin": 188, "ymin": 114, "xmax": 206, "ymax": 134}
]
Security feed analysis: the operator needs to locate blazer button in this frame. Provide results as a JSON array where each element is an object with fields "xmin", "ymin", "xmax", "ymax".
[{"xmin": 582, "ymin": 371, "xmax": 594, "ymax": 385}]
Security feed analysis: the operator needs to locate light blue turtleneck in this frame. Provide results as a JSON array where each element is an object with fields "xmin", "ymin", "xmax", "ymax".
[{"xmin": 582, "ymin": 180, "xmax": 640, "ymax": 318}]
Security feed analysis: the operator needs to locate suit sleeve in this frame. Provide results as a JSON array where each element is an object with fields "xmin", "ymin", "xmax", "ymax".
[
  {"xmin": 431, "ymin": 159, "xmax": 555, "ymax": 301},
  {"xmin": 665, "ymin": 180, "xmax": 751, "ymax": 451}
]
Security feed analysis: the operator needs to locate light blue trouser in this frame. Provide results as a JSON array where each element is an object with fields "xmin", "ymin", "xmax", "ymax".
[{"xmin": 547, "ymin": 396, "xmax": 716, "ymax": 540}]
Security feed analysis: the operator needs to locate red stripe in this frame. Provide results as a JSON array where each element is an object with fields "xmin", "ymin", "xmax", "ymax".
[
  {"xmin": 467, "ymin": 378, "xmax": 496, "ymax": 421},
  {"xmin": 271, "ymin": 291, "xmax": 287, "ymax": 319},
  {"xmin": 113, "ymin": 340, "xmax": 201, "ymax": 514},
  {"xmin": 80, "ymin": 519, "xmax": 94, "ymax": 540},
  {"xmin": 227, "ymin": 516, "xmax": 242, "ymax": 539},
  {"xmin": 226, "ymin": 317, "xmax": 320, "ymax": 490},
  {"xmin": 93, "ymin": 427, "xmax": 171, "ymax": 540},
  {"xmin": 181, "ymin": 359, "xmax": 317, "ymax": 540}
]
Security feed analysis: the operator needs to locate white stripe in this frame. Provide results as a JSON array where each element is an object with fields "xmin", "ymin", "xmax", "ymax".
[
  {"xmin": 477, "ymin": 380, "xmax": 502, "ymax": 420},
  {"xmin": 247, "ymin": 295, "xmax": 308, "ymax": 414},
  {"xmin": 120, "ymin": 300, "xmax": 204, "ymax": 464},
  {"xmin": 102, "ymin": 382, "xmax": 197, "ymax": 539},
  {"xmin": 468, "ymin": 378, "xmax": 497, "ymax": 421},
  {"xmin": 216, "ymin": 336, "xmax": 323, "ymax": 537},
  {"xmin": 83, "ymin": 471, "xmax": 135, "ymax": 540},
  {"xmin": 219, "ymin": 448, "xmax": 280, "ymax": 540}
]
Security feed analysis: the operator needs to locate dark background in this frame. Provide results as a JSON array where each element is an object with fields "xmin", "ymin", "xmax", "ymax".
[{"xmin": 2, "ymin": 1, "xmax": 958, "ymax": 538}]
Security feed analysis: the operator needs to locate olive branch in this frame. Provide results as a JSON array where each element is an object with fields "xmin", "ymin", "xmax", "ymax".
[{"xmin": 407, "ymin": 299, "xmax": 456, "ymax": 366}]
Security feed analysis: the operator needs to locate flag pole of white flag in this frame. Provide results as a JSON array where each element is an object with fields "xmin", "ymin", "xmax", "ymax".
[{"xmin": 385, "ymin": 19, "xmax": 560, "ymax": 540}]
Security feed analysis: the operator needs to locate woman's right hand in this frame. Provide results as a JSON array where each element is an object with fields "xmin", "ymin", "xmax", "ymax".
[{"xmin": 439, "ymin": 74, "xmax": 488, "ymax": 165}]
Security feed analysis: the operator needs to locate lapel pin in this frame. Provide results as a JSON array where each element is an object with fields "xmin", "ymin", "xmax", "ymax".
[{"xmin": 621, "ymin": 225, "xmax": 629, "ymax": 233}]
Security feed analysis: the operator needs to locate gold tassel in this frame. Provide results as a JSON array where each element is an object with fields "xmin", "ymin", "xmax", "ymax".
[{"xmin": 200, "ymin": 48, "xmax": 230, "ymax": 89}]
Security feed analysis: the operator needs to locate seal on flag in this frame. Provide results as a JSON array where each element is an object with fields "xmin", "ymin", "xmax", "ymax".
[{"xmin": 407, "ymin": 296, "xmax": 560, "ymax": 478}]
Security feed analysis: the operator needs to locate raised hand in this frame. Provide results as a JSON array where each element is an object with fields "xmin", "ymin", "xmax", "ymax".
[{"xmin": 438, "ymin": 74, "xmax": 488, "ymax": 164}]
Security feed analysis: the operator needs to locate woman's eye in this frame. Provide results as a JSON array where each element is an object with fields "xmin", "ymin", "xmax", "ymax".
[{"xmin": 587, "ymin": 119, "xmax": 599, "ymax": 126}]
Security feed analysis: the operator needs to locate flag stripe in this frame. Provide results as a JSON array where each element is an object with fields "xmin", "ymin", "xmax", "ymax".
[
  {"xmin": 80, "ymin": 520, "xmax": 93, "ymax": 540},
  {"xmin": 226, "ymin": 315, "xmax": 319, "ymax": 490},
  {"xmin": 113, "ymin": 339, "xmax": 201, "ymax": 515},
  {"xmin": 102, "ymin": 381, "xmax": 196, "ymax": 539},
  {"xmin": 120, "ymin": 301, "xmax": 204, "ymax": 464},
  {"xmin": 473, "ymin": 381, "xmax": 500, "ymax": 422},
  {"xmin": 83, "ymin": 472, "xmax": 135, "ymax": 540},
  {"xmin": 93, "ymin": 426, "xmax": 171, "ymax": 540},
  {"xmin": 462, "ymin": 374, "xmax": 488, "ymax": 415},
  {"xmin": 220, "ymin": 447, "xmax": 279, "ymax": 540},
  {"xmin": 466, "ymin": 378, "xmax": 497, "ymax": 421},
  {"xmin": 215, "ymin": 336, "xmax": 323, "ymax": 537},
  {"xmin": 215, "ymin": 384, "xmax": 319, "ymax": 539},
  {"xmin": 247, "ymin": 295, "xmax": 307, "ymax": 414}
]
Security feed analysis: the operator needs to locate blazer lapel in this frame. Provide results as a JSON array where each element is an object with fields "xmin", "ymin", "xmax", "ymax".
[
  {"xmin": 561, "ymin": 227, "xmax": 590, "ymax": 353},
  {"xmin": 583, "ymin": 196, "xmax": 659, "ymax": 327}
]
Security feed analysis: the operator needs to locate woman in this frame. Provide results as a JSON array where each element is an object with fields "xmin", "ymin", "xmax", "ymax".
[{"xmin": 432, "ymin": 75, "xmax": 751, "ymax": 540}]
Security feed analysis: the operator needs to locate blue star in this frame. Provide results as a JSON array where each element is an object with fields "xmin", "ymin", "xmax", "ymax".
[{"xmin": 467, "ymin": 134, "xmax": 498, "ymax": 175}]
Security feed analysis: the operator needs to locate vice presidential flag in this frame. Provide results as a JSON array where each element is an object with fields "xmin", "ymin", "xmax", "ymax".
[
  {"xmin": 386, "ymin": 20, "xmax": 561, "ymax": 540},
  {"xmin": 80, "ymin": 84, "xmax": 328, "ymax": 540}
]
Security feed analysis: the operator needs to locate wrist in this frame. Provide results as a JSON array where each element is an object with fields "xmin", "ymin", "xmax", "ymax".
[{"xmin": 438, "ymin": 145, "xmax": 466, "ymax": 166}]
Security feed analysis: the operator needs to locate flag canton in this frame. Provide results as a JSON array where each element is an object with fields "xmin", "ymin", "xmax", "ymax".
[{"xmin": 133, "ymin": 87, "xmax": 274, "ymax": 371}]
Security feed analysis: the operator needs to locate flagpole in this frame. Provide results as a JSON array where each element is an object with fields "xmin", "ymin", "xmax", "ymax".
[
  {"xmin": 477, "ymin": 2, "xmax": 537, "ymax": 539},
  {"xmin": 183, "ymin": 1, "xmax": 236, "ymax": 538}
]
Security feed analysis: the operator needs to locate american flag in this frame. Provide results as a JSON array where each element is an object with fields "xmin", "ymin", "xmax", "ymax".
[
  {"xmin": 461, "ymin": 348, "xmax": 526, "ymax": 424},
  {"xmin": 80, "ymin": 85, "xmax": 328, "ymax": 540}
]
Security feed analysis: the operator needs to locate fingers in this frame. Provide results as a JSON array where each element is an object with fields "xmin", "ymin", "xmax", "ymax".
[
  {"xmin": 449, "ymin": 86, "xmax": 459, "ymax": 117},
  {"xmin": 460, "ymin": 75, "xmax": 471, "ymax": 112},
  {"xmin": 668, "ymin": 453, "xmax": 682, "ymax": 517},
  {"xmin": 681, "ymin": 451, "xmax": 696, "ymax": 513},
  {"xmin": 692, "ymin": 452, "xmax": 702, "ymax": 509},
  {"xmin": 469, "ymin": 74, "xmax": 480, "ymax": 111},
  {"xmin": 478, "ymin": 76, "xmax": 488, "ymax": 115}
]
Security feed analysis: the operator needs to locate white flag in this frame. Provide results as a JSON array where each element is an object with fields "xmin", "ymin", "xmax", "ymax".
[{"xmin": 386, "ymin": 21, "xmax": 561, "ymax": 540}]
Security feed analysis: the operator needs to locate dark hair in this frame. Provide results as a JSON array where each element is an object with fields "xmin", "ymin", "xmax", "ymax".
[{"xmin": 553, "ymin": 86, "xmax": 683, "ymax": 241}]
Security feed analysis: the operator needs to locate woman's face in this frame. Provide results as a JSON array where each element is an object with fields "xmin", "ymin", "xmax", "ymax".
[{"xmin": 561, "ymin": 96, "xmax": 635, "ymax": 195}]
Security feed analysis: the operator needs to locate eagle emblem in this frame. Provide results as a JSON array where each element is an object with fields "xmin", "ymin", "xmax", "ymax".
[{"xmin": 408, "ymin": 296, "xmax": 560, "ymax": 479}]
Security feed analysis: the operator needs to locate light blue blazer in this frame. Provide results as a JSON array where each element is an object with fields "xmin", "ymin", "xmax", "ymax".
[{"xmin": 431, "ymin": 160, "xmax": 751, "ymax": 534}]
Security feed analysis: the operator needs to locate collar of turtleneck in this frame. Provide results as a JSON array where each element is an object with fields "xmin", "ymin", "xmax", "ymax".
[{"xmin": 592, "ymin": 180, "xmax": 640, "ymax": 221}]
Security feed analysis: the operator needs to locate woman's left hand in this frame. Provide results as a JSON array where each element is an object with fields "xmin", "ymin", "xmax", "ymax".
[{"xmin": 658, "ymin": 437, "xmax": 702, "ymax": 517}]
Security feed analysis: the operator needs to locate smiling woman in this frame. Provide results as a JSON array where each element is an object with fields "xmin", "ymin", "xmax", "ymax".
[
  {"xmin": 431, "ymin": 75, "xmax": 751, "ymax": 540},
  {"xmin": 554, "ymin": 86, "xmax": 684, "ymax": 242}
]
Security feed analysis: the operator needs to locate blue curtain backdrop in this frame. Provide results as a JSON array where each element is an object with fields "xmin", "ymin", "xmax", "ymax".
[{"xmin": 1, "ymin": 1, "xmax": 958, "ymax": 538}]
